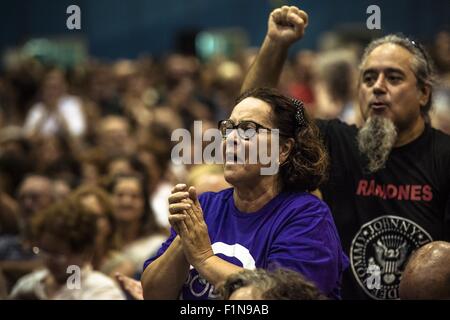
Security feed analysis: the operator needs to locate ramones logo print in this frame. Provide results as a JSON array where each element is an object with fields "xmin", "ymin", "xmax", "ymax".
[{"xmin": 350, "ymin": 215, "xmax": 432, "ymax": 300}]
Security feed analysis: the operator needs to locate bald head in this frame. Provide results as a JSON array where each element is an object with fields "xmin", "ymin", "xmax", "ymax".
[{"xmin": 400, "ymin": 241, "xmax": 450, "ymax": 300}]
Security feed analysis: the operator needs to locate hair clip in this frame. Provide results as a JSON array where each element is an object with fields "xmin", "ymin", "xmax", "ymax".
[{"xmin": 291, "ymin": 98, "xmax": 306, "ymax": 128}]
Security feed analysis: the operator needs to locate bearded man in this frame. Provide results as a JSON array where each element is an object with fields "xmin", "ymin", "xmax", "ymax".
[{"xmin": 241, "ymin": 6, "xmax": 450, "ymax": 299}]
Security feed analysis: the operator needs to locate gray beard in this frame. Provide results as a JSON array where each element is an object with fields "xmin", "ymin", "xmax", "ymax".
[{"xmin": 357, "ymin": 116, "xmax": 398, "ymax": 173}]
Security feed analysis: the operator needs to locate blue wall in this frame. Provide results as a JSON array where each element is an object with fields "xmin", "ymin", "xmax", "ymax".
[{"xmin": 1, "ymin": 0, "xmax": 448, "ymax": 59}]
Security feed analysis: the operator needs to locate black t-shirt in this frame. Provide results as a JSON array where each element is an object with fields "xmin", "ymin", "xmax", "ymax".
[{"xmin": 317, "ymin": 119, "xmax": 450, "ymax": 300}]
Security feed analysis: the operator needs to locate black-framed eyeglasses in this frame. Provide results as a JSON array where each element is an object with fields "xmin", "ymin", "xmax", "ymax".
[{"xmin": 218, "ymin": 119, "xmax": 274, "ymax": 140}]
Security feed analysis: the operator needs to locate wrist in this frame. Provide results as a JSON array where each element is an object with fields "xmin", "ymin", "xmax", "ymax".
[
  {"xmin": 193, "ymin": 250, "xmax": 215, "ymax": 271},
  {"xmin": 173, "ymin": 236, "xmax": 184, "ymax": 253},
  {"xmin": 173, "ymin": 236, "xmax": 191, "ymax": 266},
  {"xmin": 173, "ymin": 235, "xmax": 181, "ymax": 245},
  {"xmin": 264, "ymin": 35, "xmax": 293, "ymax": 51}
]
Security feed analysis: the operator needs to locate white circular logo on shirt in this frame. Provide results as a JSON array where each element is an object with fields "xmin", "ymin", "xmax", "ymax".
[
  {"xmin": 211, "ymin": 242, "xmax": 256, "ymax": 269},
  {"xmin": 183, "ymin": 242, "xmax": 256, "ymax": 299},
  {"xmin": 350, "ymin": 215, "xmax": 432, "ymax": 300}
]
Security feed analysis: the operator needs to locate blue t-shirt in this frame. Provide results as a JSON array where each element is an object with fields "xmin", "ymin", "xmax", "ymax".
[{"xmin": 143, "ymin": 188, "xmax": 348, "ymax": 299}]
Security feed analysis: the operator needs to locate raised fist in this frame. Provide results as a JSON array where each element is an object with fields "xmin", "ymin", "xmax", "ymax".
[{"xmin": 267, "ymin": 6, "xmax": 309, "ymax": 46}]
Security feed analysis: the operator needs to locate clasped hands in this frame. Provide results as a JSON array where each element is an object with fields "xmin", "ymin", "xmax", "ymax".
[{"xmin": 168, "ymin": 184, "xmax": 214, "ymax": 269}]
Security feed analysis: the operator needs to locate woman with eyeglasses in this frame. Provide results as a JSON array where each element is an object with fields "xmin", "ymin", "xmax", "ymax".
[{"xmin": 142, "ymin": 87, "xmax": 348, "ymax": 300}]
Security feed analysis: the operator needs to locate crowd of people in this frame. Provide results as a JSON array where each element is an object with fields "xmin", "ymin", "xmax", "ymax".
[{"xmin": 1, "ymin": 5, "xmax": 449, "ymax": 300}]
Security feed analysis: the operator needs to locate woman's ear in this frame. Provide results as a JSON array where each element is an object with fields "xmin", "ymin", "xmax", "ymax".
[{"xmin": 279, "ymin": 138, "xmax": 295, "ymax": 164}]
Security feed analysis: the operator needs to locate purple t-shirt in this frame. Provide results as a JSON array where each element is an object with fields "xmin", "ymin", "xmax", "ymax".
[{"xmin": 144, "ymin": 188, "xmax": 348, "ymax": 299}]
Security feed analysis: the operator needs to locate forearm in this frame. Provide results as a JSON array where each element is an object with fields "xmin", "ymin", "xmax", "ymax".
[
  {"xmin": 195, "ymin": 255, "xmax": 244, "ymax": 288},
  {"xmin": 241, "ymin": 37, "xmax": 289, "ymax": 93},
  {"xmin": 141, "ymin": 236, "xmax": 189, "ymax": 299}
]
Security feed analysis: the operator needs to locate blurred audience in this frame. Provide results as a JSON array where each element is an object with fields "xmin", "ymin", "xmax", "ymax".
[
  {"xmin": 312, "ymin": 49, "xmax": 362, "ymax": 126},
  {"xmin": 96, "ymin": 116, "xmax": 136, "ymax": 159},
  {"xmin": 0, "ymin": 191, "xmax": 19, "ymax": 236},
  {"xmin": 0, "ymin": 126, "xmax": 33, "ymax": 196},
  {"xmin": 23, "ymin": 69, "xmax": 86, "ymax": 139},
  {"xmin": 187, "ymin": 164, "xmax": 230, "ymax": 195},
  {"xmin": 70, "ymin": 185, "xmax": 135, "ymax": 278},
  {"xmin": 109, "ymin": 174, "xmax": 168, "ymax": 277},
  {"xmin": 288, "ymin": 50, "xmax": 316, "ymax": 107},
  {"xmin": 0, "ymin": 174, "xmax": 54, "ymax": 292},
  {"xmin": 9, "ymin": 198, "xmax": 125, "ymax": 299}
]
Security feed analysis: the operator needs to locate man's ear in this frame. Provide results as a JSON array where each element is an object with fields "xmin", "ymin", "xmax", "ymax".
[
  {"xmin": 280, "ymin": 138, "xmax": 295, "ymax": 164},
  {"xmin": 419, "ymin": 84, "xmax": 431, "ymax": 108}
]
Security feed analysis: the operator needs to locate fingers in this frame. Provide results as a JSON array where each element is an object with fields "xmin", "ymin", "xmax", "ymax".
[
  {"xmin": 171, "ymin": 183, "xmax": 187, "ymax": 194},
  {"xmin": 184, "ymin": 198, "xmax": 204, "ymax": 226},
  {"xmin": 298, "ymin": 10, "xmax": 308, "ymax": 27},
  {"xmin": 183, "ymin": 200, "xmax": 199, "ymax": 225},
  {"xmin": 170, "ymin": 184, "xmax": 199, "ymax": 202},
  {"xmin": 116, "ymin": 273, "xmax": 134, "ymax": 284},
  {"xmin": 271, "ymin": 8, "xmax": 282, "ymax": 24},
  {"xmin": 272, "ymin": 6, "xmax": 291, "ymax": 27},
  {"xmin": 287, "ymin": 14, "xmax": 305, "ymax": 37},
  {"xmin": 115, "ymin": 273, "xmax": 133, "ymax": 290},
  {"xmin": 168, "ymin": 191, "xmax": 190, "ymax": 204},
  {"xmin": 188, "ymin": 186, "xmax": 199, "ymax": 206},
  {"xmin": 281, "ymin": 5, "xmax": 290, "ymax": 16},
  {"xmin": 178, "ymin": 217, "xmax": 189, "ymax": 236},
  {"xmin": 285, "ymin": 7, "xmax": 305, "ymax": 31},
  {"xmin": 281, "ymin": 6, "xmax": 293, "ymax": 25},
  {"xmin": 289, "ymin": 6, "xmax": 308, "ymax": 27},
  {"xmin": 168, "ymin": 184, "xmax": 204, "ymax": 234},
  {"xmin": 168, "ymin": 214, "xmax": 189, "ymax": 237},
  {"xmin": 168, "ymin": 213, "xmax": 187, "ymax": 225},
  {"xmin": 115, "ymin": 272, "xmax": 125, "ymax": 284},
  {"xmin": 169, "ymin": 202, "xmax": 191, "ymax": 214},
  {"xmin": 115, "ymin": 273, "xmax": 143, "ymax": 300},
  {"xmin": 271, "ymin": 5, "xmax": 307, "ymax": 28},
  {"xmin": 182, "ymin": 205, "xmax": 196, "ymax": 229},
  {"xmin": 288, "ymin": 11, "xmax": 303, "ymax": 26},
  {"xmin": 185, "ymin": 187, "xmax": 203, "ymax": 224}
]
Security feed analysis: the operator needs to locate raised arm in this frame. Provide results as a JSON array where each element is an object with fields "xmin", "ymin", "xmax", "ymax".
[{"xmin": 241, "ymin": 6, "xmax": 309, "ymax": 93}]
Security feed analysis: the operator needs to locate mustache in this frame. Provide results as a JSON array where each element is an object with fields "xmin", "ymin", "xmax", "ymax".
[{"xmin": 357, "ymin": 116, "xmax": 397, "ymax": 173}]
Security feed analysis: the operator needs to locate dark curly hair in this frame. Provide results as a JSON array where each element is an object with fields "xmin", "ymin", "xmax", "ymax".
[
  {"xmin": 218, "ymin": 268, "xmax": 327, "ymax": 300},
  {"xmin": 236, "ymin": 88, "xmax": 328, "ymax": 192},
  {"xmin": 32, "ymin": 198, "xmax": 97, "ymax": 254}
]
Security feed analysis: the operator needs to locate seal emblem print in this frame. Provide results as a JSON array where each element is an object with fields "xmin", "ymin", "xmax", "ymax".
[{"xmin": 350, "ymin": 215, "xmax": 432, "ymax": 299}]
